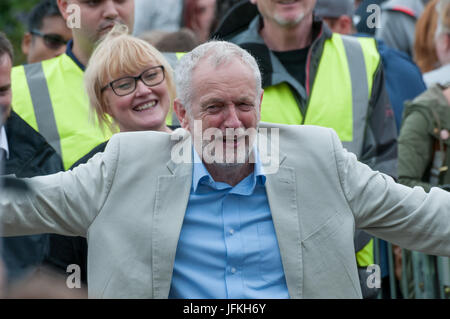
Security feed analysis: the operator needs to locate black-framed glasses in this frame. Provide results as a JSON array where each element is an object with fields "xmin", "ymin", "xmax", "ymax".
[
  {"xmin": 30, "ymin": 30, "xmax": 68, "ymax": 50},
  {"xmin": 101, "ymin": 66, "xmax": 165, "ymax": 97}
]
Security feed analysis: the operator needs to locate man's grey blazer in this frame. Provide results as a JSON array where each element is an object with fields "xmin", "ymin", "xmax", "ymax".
[{"xmin": 1, "ymin": 123, "xmax": 450, "ymax": 298}]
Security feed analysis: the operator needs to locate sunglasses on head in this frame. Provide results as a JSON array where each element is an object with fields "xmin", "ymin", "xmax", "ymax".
[{"xmin": 30, "ymin": 30, "xmax": 68, "ymax": 50}]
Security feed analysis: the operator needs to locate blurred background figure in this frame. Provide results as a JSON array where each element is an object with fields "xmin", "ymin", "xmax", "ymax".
[
  {"xmin": 182, "ymin": 0, "xmax": 217, "ymax": 43},
  {"xmin": 376, "ymin": 0, "xmax": 430, "ymax": 58},
  {"xmin": 133, "ymin": 0, "xmax": 183, "ymax": 36},
  {"xmin": 21, "ymin": 0, "xmax": 72, "ymax": 64},
  {"xmin": 414, "ymin": 0, "xmax": 440, "ymax": 74},
  {"xmin": 315, "ymin": 0, "xmax": 356, "ymax": 33},
  {"xmin": 4, "ymin": 266, "xmax": 87, "ymax": 298},
  {"xmin": 9, "ymin": 0, "xmax": 135, "ymax": 291},
  {"xmin": 398, "ymin": 88, "xmax": 450, "ymax": 197},
  {"xmin": 0, "ymin": 261, "xmax": 88, "ymax": 298},
  {"xmin": 134, "ymin": 0, "xmax": 242, "ymax": 47},
  {"xmin": 139, "ymin": 28, "xmax": 199, "ymax": 52},
  {"xmin": 46, "ymin": 26, "xmax": 178, "ymax": 283},
  {"xmin": 422, "ymin": 0, "xmax": 450, "ymax": 86}
]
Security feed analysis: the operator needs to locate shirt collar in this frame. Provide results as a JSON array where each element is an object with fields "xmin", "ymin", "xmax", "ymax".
[
  {"xmin": 0, "ymin": 126, "xmax": 10, "ymax": 159},
  {"xmin": 191, "ymin": 143, "xmax": 266, "ymax": 193},
  {"xmin": 65, "ymin": 40, "xmax": 86, "ymax": 71}
]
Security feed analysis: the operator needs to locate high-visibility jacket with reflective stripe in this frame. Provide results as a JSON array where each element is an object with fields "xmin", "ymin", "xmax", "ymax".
[
  {"xmin": 261, "ymin": 34, "xmax": 379, "ymax": 158},
  {"xmin": 11, "ymin": 54, "xmax": 112, "ymax": 170}
]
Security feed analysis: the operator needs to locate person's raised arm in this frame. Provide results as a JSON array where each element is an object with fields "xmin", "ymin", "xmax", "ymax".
[{"xmin": 0, "ymin": 135, "xmax": 120, "ymax": 237}]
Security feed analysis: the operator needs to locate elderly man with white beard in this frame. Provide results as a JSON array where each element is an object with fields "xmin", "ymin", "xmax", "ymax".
[{"xmin": 1, "ymin": 40, "xmax": 450, "ymax": 299}]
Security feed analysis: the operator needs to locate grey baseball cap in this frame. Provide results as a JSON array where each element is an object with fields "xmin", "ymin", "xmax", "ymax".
[{"xmin": 315, "ymin": 0, "xmax": 355, "ymax": 18}]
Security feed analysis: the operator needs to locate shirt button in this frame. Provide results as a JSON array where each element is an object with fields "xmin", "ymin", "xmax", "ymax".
[
  {"xmin": 231, "ymin": 267, "xmax": 237, "ymax": 274},
  {"xmin": 229, "ymin": 229, "xmax": 234, "ymax": 235}
]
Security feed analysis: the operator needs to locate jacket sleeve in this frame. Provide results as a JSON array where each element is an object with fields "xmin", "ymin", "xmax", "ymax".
[
  {"xmin": 398, "ymin": 110, "xmax": 433, "ymax": 191},
  {"xmin": 331, "ymin": 129, "xmax": 450, "ymax": 256},
  {"xmin": 0, "ymin": 135, "xmax": 120, "ymax": 237},
  {"xmin": 359, "ymin": 63, "xmax": 398, "ymax": 179}
]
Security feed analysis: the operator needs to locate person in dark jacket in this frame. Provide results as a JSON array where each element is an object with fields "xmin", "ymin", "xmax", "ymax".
[
  {"xmin": 0, "ymin": 32, "xmax": 63, "ymax": 284},
  {"xmin": 214, "ymin": 0, "xmax": 397, "ymax": 299}
]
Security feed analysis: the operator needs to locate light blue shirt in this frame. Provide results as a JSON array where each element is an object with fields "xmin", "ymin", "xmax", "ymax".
[{"xmin": 169, "ymin": 148, "xmax": 289, "ymax": 299}]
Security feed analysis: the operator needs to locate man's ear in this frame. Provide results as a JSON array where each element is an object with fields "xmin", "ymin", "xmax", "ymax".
[
  {"xmin": 258, "ymin": 89, "xmax": 264, "ymax": 115},
  {"xmin": 21, "ymin": 33, "xmax": 32, "ymax": 57},
  {"xmin": 174, "ymin": 98, "xmax": 190, "ymax": 130},
  {"xmin": 57, "ymin": 0, "xmax": 70, "ymax": 20}
]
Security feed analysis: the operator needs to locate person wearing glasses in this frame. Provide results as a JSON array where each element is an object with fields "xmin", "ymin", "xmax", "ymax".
[
  {"xmin": 21, "ymin": 0, "xmax": 72, "ymax": 64},
  {"xmin": 76, "ymin": 24, "xmax": 175, "ymax": 165},
  {"xmin": 43, "ymin": 24, "xmax": 176, "ymax": 287},
  {"xmin": 11, "ymin": 0, "xmax": 135, "ymax": 171}
]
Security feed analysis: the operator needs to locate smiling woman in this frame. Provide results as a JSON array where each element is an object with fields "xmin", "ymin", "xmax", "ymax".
[{"xmin": 85, "ymin": 23, "xmax": 176, "ymax": 134}]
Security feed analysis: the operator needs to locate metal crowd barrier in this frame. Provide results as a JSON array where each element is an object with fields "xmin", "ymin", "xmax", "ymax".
[{"xmin": 374, "ymin": 237, "xmax": 450, "ymax": 299}]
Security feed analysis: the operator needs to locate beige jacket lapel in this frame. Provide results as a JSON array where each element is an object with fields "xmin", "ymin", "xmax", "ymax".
[
  {"xmin": 264, "ymin": 150, "xmax": 303, "ymax": 299},
  {"xmin": 151, "ymin": 134, "xmax": 193, "ymax": 298}
]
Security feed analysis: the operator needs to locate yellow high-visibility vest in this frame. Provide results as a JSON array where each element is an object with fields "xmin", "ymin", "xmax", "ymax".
[
  {"xmin": 260, "ymin": 34, "xmax": 380, "ymax": 159},
  {"xmin": 12, "ymin": 54, "xmax": 112, "ymax": 170}
]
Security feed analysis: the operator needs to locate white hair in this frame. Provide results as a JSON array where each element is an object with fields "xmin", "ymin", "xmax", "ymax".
[{"xmin": 175, "ymin": 40, "xmax": 262, "ymax": 111}]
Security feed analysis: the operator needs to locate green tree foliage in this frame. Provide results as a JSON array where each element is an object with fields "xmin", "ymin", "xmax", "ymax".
[{"xmin": 0, "ymin": 0, "xmax": 41, "ymax": 65}]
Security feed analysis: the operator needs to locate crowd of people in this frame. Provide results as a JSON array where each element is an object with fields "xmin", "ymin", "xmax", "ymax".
[{"xmin": 0, "ymin": 0, "xmax": 449, "ymax": 299}]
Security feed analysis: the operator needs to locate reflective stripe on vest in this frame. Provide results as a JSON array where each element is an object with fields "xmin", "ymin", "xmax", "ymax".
[
  {"xmin": 340, "ymin": 35, "xmax": 369, "ymax": 156},
  {"xmin": 23, "ymin": 63, "xmax": 62, "ymax": 157},
  {"xmin": 12, "ymin": 54, "xmax": 111, "ymax": 170},
  {"xmin": 260, "ymin": 34, "xmax": 380, "ymax": 158}
]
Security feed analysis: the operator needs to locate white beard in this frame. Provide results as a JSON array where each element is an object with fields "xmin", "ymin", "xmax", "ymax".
[{"xmin": 274, "ymin": 12, "xmax": 306, "ymax": 27}]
